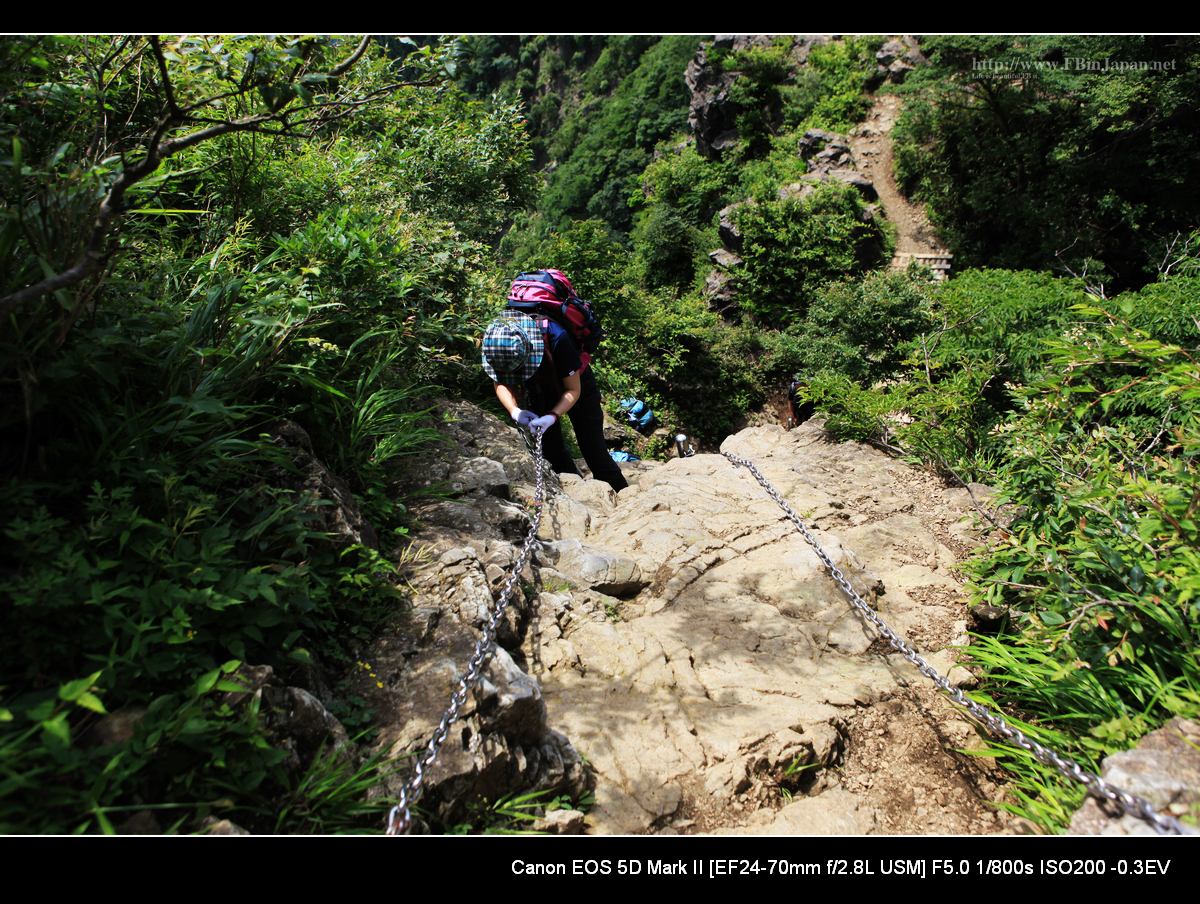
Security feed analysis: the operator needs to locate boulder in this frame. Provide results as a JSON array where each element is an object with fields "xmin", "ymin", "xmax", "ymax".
[
  {"xmin": 703, "ymin": 268, "xmax": 740, "ymax": 316},
  {"xmin": 1068, "ymin": 717, "xmax": 1200, "ymax": 835},
  {"xmin": 266, "ymin": 419, "xmax": 379, "ymax": 551},
  {"xmin": 708, "ymin": 248, "xmax": 744, "ymax": 269},
  {"xmin": 827, "ymin": 167, "xmax": 878, "ymax": 200},
  {"xmin": 537, "ymin": 538, "xmax": 646, "ymax": 597},
  {"xmin": 717, "ymin": 202, "xmax": 751, "ymax": 251},
  {"xmin": 559, "ymin": 474, "xmax": 618, "ymax": 517}
]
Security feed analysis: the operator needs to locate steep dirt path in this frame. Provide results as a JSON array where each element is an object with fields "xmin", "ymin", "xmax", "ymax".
[{"xmin": 850, "ymin": 94, "xmax": 949, "ymax": 270}]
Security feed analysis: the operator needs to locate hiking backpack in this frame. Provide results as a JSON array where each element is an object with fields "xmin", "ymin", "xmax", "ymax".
[{"xmin": 506, "ymin": 270, "xmax": 605, "ymax": 356}]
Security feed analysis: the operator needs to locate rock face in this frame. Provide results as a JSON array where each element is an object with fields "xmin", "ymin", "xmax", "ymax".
[
  {"xmin": 874, "ymin": 35, "xmax": 929, "ymax": 84},
  {"xmin": 354, "ymin": 400, "xmax": 1013, "ymax": 833},
  {"xmin": 352, "ymin": 403, "xmax": 1007, "ymax": 833},
  {"xmin": 686, "ymin": 39, "xmax": 741, "ymax": 160},
  {"xmin": 353, "ymin": 400, "xmax": 592, "ymax": 829},
  {"xmin": 795, "ymin": 128, "xmax": 879, "ymax": 201},
  {"xmin": 533, "ymin": 419, "xmax": 1003, "ymax": 833},
  {"xmin": 267, "ymin": 419, "xmax": 379, "ymax": 551},
  {"xmin": 687, "ymin": 35, "xmax": 835, "ymax": 160},
  {"xmin": 1067, "ymin": 717, "xmax": 1200, "ymax": 835}
]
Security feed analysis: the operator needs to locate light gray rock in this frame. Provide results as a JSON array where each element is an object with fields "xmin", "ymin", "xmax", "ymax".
[
  {"xmin": 1068, "ymin": 717, "xmax": 1200, "ymax": 835},
  {"xmin": 536, "ymin": 420, "xmax": 965, "ymax": 832},
  {"xmin": 560, "ymin": 475, "xmax": 618, "ymax": 517},
  {"xmin": 199, "ymin": 817, "xmax": 251, "ymax": 835},
  {"xmin": 539, "ymin": 492, "xmax": 591, "ymax": 541},
  {"xmin": 544, "ymin": 538, "xmax": 646, "ymax": 596},
  {"xmin": 531, "ymin": 808, "xmax": 587, "ymax": 834},
  {"xmin": 709, "ymin": 248, "xmax": 744, "ymax": 269},
  {"xmin": 449, "ymin": 456, "xmax": 510, "ymax": 500}
]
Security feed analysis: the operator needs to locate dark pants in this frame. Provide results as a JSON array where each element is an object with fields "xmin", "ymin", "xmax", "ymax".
[{"xmin": 533, "ymin": 368, "xmax": 628, "ymax": 492}]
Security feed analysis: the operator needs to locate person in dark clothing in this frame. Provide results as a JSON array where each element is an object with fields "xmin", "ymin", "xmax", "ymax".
[
  {"xmin": 786, "ymin": 375, "xmax": 814, "ymax": 428},
  {"xmin": 482, "ymin": 311, "xmax": 628, "ymax": 492}
]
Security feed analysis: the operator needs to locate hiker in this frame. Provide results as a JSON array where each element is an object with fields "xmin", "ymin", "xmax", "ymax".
[
  {"xmin": 786, "ymin": 375, "xmax": 815, "ymax": 428},
  {"xmin": 481, "ymin": 271, "xmax": 628, "ymax": 493},
  {"xmin": 619, "ymin": 397, "xmax": 655, "ymax": 433}
]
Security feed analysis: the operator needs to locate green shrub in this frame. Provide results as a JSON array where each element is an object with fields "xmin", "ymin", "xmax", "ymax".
[
  {"xmin": 782, "ymin": 37, "xmax": 879, "ymax": 135},
  {"xmin": 960, "ymin": 303, "xmax": 1200, "ymax": 830},
  {"xmin": 735, "ymin": 182, "xmax": 887, "ymax": 327},
  {"xmin": 634, "ymin": 140, "xmax": 735, "ymax": 230},
  {"xmin": 795, "ymin": 271, "xmax": 932, "ymax": 383}
]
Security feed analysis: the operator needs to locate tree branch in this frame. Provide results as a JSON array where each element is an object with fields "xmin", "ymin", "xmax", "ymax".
[
  {"xmin": 331, "ymin": 36, "xmax": 372, "ymax": 78},
  {"xmin": 147, "ymin": 36, "xmax": 182, "ymax": 120},
  {"xmin": 0, "ymin": 36, "xmax": 393, "ymax": 323}
]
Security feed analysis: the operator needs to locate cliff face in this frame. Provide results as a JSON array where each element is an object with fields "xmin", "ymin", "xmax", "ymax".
[{"xmin": 359, "ymin": 400, "xmax": 1019, "ymax": 833}]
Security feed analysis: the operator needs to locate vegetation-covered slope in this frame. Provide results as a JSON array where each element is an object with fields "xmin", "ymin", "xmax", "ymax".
[{"xmin": 0, "ymin": 35, "xmax": 531, "ymax": 833}]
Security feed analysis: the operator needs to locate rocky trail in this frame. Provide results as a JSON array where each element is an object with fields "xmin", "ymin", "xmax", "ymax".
[
  {"xmin": 358, "ymin": 402, "xmax": 1017, "ymax": 834},
  {"xmin": 533, "ymin": 420, "xmax": 1007, "ymax": 834},
  {"xmin": 849, "ymin": 93, "xmax": 950, "ymax": 272}
]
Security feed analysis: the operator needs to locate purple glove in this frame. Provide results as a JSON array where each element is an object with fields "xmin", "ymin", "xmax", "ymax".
[
  {"xmin": 511, "ymin": 409, "xmax": 537, "ymax": 431},
  {"xmin": 530, "ymin": 414, "xmax": 558, "ymax": 435}
]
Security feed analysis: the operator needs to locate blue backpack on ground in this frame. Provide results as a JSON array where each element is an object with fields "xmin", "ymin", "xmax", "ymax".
[
  {"xmin": 610, "ymin": 450, "xmax": 640, "ymax": 462},
  {"xmin": 619, "ymin": 398, "xmax": 655, "ymax": 432}
]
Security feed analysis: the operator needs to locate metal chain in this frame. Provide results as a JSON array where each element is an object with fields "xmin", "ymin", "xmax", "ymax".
[
  {"xmin": 722, "ymin": 449, "xmax": 1192, "ymax": 836},
  {"xmin": 386, "ymin": 431, "xmax": 547, "ymax": 835}
]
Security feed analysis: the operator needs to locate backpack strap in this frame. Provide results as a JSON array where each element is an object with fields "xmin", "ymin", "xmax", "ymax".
[{"xmin": 539, "ymin": 318, "xmax": 564, "ymax": 398}]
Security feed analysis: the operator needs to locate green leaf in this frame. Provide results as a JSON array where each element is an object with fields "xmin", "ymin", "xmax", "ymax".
[
  {"xmin": 41, "ymin": 713, "xmax": 71, "ymax": 744},
  {"xmin": 1128, "ymin": 564, "xmax": 1145, "ymax": 593},
  {"xmin": 74, "ymin": 692, "xmax": 107, "ymax": 714},
  {"xmin": 58, "ymin": 671, "xmax": 104, "ymax": 702},
  {"xmin": 129, "ymin": 208, "xmax": 206, "ymax": 215},
  {"xmin": 195, "ymin": 667, "xmax": 221, "ymax": 696},
  {"xmin": 94, "ymin": 807, "xmax": 116, "ymax": 835}
]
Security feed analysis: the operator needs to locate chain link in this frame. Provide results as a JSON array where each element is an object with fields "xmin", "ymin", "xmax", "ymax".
[
  {"xmin": 721, "ymin": 449, "xmax": 1191, "ymax": 836},
  {"xmin": 386, "ymin": 431, "xmax": 547, "ymax": 835},
  {"xmin": 381, "ymin": 435, "xmax": 1188, "ymax": 834}
]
